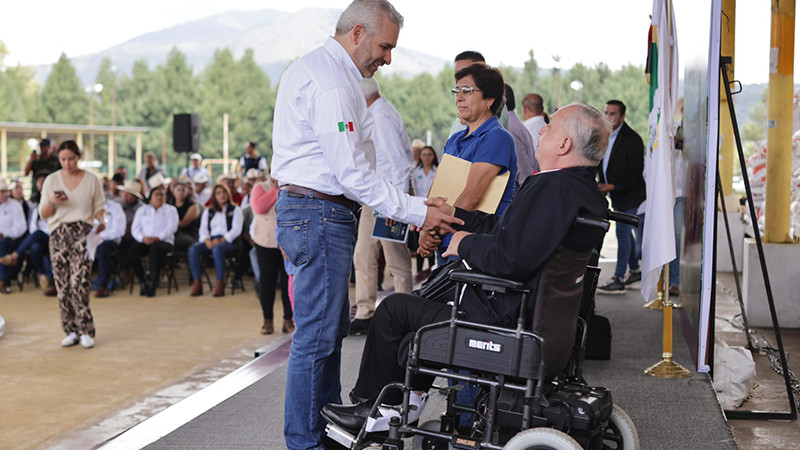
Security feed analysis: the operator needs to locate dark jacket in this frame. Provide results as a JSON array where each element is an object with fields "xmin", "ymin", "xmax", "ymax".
[
  {"xmin": 597, "ymin": 122, "xmax": 645, "ymax": 211},
  {"xmin": 454, "ymin": 166, "xmax": 609, "ymax": 377}
]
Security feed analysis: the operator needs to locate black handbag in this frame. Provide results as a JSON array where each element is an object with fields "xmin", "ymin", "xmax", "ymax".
[{"xmin": 411, "ymin": 258, "xmax": 466, "ymax": 304}]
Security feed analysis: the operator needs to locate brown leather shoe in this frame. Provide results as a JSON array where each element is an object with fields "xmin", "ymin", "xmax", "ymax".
[
  {"xmin": 0, "ymin": 252, "xmax": 18, "ymax": 266},
  {"xmin": 213, "ymin": 280, "xmax": 225, "ymax": 297},
  {"xmin": 282, "ymin": 319, "xmax": 295, "ymax": 334},
  {"xmin": 191, "ymin": 279, "xmax": 203, "ymax": 296},
  {"xmin": 261, "ymin": 320, "xmax": 274, "ymax": 335},
  {"xmin": 44, "ymin": 285, "xmax": 57, "ymax": 297},
  {"xmin": 0, "ymin": 280, "xmax": 9, "ymax": 294},
  {"xmin": 96, "ymin": 286, "xmax": 111, "ymax": 298}
]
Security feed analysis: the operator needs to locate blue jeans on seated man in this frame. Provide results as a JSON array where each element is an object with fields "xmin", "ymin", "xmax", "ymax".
[
  {"xmin": 13, "ymin": 230, "xmax": 52, "ymax": 278},
  {"xmin": 189, "ymin": 237, "xmax": 234, "ymax": 281},
  {"xmin": 276, "ymin": 191, "xmax": 357, "ymax": 450},
  {"xmin": 614, "ymin": 206, "xmax": 644, "ymax": 280},
  {"xmin": 93, "ymin": 240, "xmax": 118, "ymax": 289},
  {"xmin": 0, "ymin": 237, "xmax": 16, "ymax": 281}
]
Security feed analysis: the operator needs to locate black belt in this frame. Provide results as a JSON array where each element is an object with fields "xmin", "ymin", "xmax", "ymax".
[{"xmin": 280, "ymin": 184, "xmax": 360, "ymax": 213}]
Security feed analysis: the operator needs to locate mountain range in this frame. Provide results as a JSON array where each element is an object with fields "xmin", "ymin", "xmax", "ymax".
[{"xmin": 35, "ymin": 8, "xmax": 449, "ymax": 86}]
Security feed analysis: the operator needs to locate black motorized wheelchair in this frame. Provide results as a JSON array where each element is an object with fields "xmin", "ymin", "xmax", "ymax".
[{"xmin": 324, "ymin": 212, "xmax": 641, "ymax": 450}]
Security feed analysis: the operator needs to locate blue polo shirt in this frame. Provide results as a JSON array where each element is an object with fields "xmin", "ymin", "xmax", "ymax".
[
  {"xmin": 443, "ymin": 115, "xmax": 517, "ymax": 216},
  {"xmin": 438, "ymin": 116, "xmax": 517, "ymax": 257}
]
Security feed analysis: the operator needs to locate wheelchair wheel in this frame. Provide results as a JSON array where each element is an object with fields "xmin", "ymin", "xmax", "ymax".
[
  {"xmin": 503, "ymin": 428, "xmax": 582, "ymax": 450},
  {"xmin": 412, "ymin": 420, "xmax": 453, "ymax": 450},
  {"xmin": 602, "ymin": 404, "xmax": 640, "ymax": 450}
]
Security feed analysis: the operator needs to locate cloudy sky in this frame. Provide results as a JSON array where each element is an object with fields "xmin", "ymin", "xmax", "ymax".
[{"xmin": 0, "ymin": 0, "xmax": 787, "ymax": 84}]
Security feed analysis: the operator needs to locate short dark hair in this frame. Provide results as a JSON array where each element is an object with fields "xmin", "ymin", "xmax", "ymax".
[
  {"xmin": 454, "ymin": 51, "xmax": 485, "ymax": 63},
  {"xmin": 504, "ymin": 83, "xmax": 516, "ymax": 111},
  {"xmin": 606, "ymin": 99, "xmax": 626, "ymax": 116},
  {"xmin": 112, "ymin": 173, "xmax": 125, "ymax": 183},
  {"xmin": 248, "ymin": 141, "xmax": 257, "ymax": 148},
  {"xmin": 57, "ymin": 140, "xmax": 82, "ymax": 158},
  {"xmin": 455, "ymin": 62, "xmax": 506, "ymax": 116},
  {"xmin": 40, "ymin": 138, "xmax": 51, "ymax": 148}
]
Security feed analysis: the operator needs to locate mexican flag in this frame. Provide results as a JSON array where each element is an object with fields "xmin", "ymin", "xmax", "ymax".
[{"xmin": 641, "ymin": 0, "xmax": 679, "ymax": 301}]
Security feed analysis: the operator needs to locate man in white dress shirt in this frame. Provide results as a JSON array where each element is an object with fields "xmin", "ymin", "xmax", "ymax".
[
  {"xmin": 180, "ymin": 153, "xmax": 210, "ymax": 181},
  {"xmin": 522, "ymin": 93, "xmax": 547, "ymax": 158},
  {"xmin": 350, "ymin": 77, "xmax": 414, "ymax": 335},
  {"xmin": 270, "ymin": 1, "xmax": 461, "ymax": 447},
  {"xmin": 0, "ymin": 178, "xmax": 27, "ymax": 294}
]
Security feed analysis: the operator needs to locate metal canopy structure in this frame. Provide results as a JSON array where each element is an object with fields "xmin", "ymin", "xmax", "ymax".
[{"xmin": 0, "ymin": 121, "xmax": 149, "ymax": 178}]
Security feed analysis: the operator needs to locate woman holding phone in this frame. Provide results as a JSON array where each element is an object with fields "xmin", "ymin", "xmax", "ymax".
[{"xmin": 39, "ymin": 140, "xmax": 105, "ymax": 349}]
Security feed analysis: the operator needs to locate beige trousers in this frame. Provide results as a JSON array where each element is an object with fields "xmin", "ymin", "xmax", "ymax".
[{"xmin": 353, "ymin": 206, "xmax": 413, "ymax": 319}]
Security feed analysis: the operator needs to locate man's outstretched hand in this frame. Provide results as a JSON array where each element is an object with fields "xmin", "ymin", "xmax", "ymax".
[{"xmin": 420, "ymin": 197, "xmax": 462, "ymax": 234}]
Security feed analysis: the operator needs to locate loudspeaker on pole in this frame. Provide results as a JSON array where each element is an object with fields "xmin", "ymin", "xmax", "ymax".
[{"xmin": 173, "ymin": 113, "xmax": 201, "ymax": 153}]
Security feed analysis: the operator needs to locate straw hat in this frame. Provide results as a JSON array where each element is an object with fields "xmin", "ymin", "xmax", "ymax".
[
  {"xmin": 245, "ymin": 168, "xmax": 260, "ymax": 180},
  {"xmin": 217, "ymin": 172, "xmax": 236, "ymax": 183},
  {"xmin": 119, "ymin": 180, "xmax": 144, "ymax": 199},
  {"xmin": 192, "ymin": 172, "xmax": 210, "ymax": 185},
  {"xmin": 148, "ymin": 173, "xmax": 172, "ymax": 190}
]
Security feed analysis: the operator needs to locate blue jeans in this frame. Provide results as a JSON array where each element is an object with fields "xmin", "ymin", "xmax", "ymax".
[
  {"xmin": 15, "ymin": 230, "xmax": 52, "ymax": 277},
  {"xmin": 614, "ymin": 206, "xmax": 644, "ymax": 279},
  {"xmin": 0, "ymin": 238, "xmax": 15, "ymax": 281},
  {"xmin": 276, "ymin": 191, "xmax": 357, "ymax": 449},
  {"xmin": 94, "ymin": 240, "xmax": 117, "ymax": 286},
  {"xmin": 669, "ymin": 197, "xmax": 684, "ymax": 287},
  {"xmin": 189, "ymin": 237, "xmax": 234, "ymax": 281}
]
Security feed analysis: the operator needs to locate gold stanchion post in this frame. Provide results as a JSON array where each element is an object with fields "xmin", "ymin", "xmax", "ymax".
[{"xmin": 644, "ymin": 263, "xmax": 692, "ymax": 378}]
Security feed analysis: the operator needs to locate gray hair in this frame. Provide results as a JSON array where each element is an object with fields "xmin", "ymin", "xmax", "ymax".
[
  {"xmin": 359, "ymin": 77, "xmax": 381, "ymax": 100},
  {"xmin": 335, "ymin": 0, "xmax": 404, "ymax": 36},
  {"xmin": 562, "ymin": 103, "xmax": 610, "ymax": 163}
]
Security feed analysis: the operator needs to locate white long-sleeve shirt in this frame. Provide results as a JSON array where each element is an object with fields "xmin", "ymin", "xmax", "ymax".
[
  {"xmin": 369, "ymin": 96, "xmax": 414, "ymax": 192},
  {"xmin": 99, "ymin": 199, "xmax": 126, "ymax": 244},
  {"xmin": 198, "ymin": 205, "xmax": 243, "ymax": 243},
  {"xmin": 28, "ymin": 206, "xmax": 49, "ymax": 235},
  {"xmin": 0, "ymin": 199, "xmax": 26, "ymax": 239},
  {"xmin": 271, "ymin": 37, "xmax": 427, "ymax": 226},
  {"xmin": 131, "ymin": 203, "xmax": 179, "ymax": 245}
]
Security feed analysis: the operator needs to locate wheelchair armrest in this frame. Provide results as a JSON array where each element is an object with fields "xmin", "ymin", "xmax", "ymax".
[
  {"xmin": 449, "ymin": 268, "xmax": 526, "ymax": 292},
  {"xmin": 608, "ymin": 210, "xmax": 641, "ymax": 227}
]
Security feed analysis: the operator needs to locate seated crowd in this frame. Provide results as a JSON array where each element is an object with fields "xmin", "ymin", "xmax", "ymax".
[{"xmin": 0, "ymin": 165, "xmax": 294, "ymax": 335}]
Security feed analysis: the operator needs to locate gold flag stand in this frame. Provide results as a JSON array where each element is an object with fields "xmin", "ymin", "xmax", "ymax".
[{"xmin": 644, "ymin": 265, "xmax": 692, "ymax": 378}]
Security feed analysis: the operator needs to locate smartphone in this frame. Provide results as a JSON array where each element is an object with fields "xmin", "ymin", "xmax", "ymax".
[{"xmin": 54, "ymin": 190, "xmax": 68, "ymax": 200}]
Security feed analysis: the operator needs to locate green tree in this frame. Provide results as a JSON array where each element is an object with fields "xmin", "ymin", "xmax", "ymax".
[
  {"xmin": 38, "ymin": 53, "xmax": 88, "ymax": 123},
  {"xmin": 198, "ymin": 48, "xmax": 275, "ymax": 164}
]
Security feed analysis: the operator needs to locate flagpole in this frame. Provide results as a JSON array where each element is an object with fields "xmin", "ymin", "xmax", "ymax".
[{"xmin": 643, "ymin": 0, "xmax": 691, "ymax": 379}]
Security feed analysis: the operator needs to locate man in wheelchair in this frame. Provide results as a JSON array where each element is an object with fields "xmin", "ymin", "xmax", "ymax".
[{"xmin": 323, "ymin": 103, "xmax": 618, "ymax": 448}]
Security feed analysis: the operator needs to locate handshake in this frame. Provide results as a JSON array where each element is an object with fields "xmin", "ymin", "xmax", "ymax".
[{"xmin": 415, "ymin": 197, "xmax": 471, "ymax": 260}]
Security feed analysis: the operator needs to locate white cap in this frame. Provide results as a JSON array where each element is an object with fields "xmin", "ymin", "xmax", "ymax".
[{"xmin": 190, "ymin": 153, "xmax": 202, "ymax": 161}]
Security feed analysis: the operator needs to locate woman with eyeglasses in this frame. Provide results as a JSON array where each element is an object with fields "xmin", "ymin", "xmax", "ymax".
[
  {"xmin": 419, "ymin": 62, "xmax": 517, "ymax": 264},
  {"xmin": 125, "ymin": 181, "xmax": 179, "ymax": 297}
]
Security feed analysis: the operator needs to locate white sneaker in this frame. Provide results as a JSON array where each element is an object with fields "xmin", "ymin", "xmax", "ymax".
[
  {"xmin": 79, "ymin": 334, "xmax": 95, "ymax": 349},
  {"xmin": 365, "ymin": 392, "xmax": 428, "ymax": 432},
  {"xmin": 61, "ymin": 332, "xmax": 79, "ymax": 347}
]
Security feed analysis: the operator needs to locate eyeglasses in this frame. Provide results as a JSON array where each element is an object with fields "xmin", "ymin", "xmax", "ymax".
[{"xmin": 451, "ymin": 86, "xmax": 481, "ymax": 96}]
